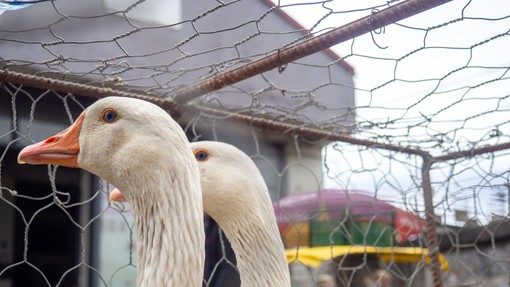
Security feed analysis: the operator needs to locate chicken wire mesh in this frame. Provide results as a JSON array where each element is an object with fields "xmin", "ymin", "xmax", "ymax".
[{"xmin": 1, "ymin": 0, "xmax": 510, "ymax": 286}]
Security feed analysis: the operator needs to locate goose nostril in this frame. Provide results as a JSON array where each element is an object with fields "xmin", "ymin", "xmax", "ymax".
[{"xmin": 44, "ymin": 136, "xmax": 59, "ymax": 144}]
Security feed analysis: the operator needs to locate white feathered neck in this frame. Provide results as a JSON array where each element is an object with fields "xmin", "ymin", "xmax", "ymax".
[{"xmin": 193, "ymin": 141, "xmax": 290, "ymax": 287}]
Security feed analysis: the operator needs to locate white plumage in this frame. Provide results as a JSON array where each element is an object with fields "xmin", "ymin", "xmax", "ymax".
[
  {"xmin": 18, "ymin": 97, "xmax": 205, "ymax": 287},
  {"xmin": 191, "ymin": 141, "xmax": 291, "ymax": 287},
  {"xmin": 18, "ymin": 96, "xmax": 290, "ymax": 287}
]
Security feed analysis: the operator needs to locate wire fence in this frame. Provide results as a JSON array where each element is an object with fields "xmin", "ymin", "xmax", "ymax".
[{"xmin": 1, "ymin": 0, "xmax": 510, "ymax": 286}]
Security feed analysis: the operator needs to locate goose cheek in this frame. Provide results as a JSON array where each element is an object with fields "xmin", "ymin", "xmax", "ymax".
[{"xmin": 17, "ymin": 112, "xmax": 85, "ymax": 168}]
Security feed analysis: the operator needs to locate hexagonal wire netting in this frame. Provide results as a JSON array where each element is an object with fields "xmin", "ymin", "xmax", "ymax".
[{"xmin": 1, "ymin": 0, "xmax": 510, "ymax": 286}]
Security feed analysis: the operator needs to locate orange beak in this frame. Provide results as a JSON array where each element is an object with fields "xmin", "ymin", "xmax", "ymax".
[
  {"xmin": 17, "ymin": 112, "xmax": 85, "ymax": 168},
  {"xmin": 109, "ymin": 188, "xmax": 127, "ymax": 202}
]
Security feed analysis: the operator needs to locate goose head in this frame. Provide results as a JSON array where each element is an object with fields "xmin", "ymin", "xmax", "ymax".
[
  {"xmin": 190, "ymin": 141, "xmax": 270, "ymax": 221},
  {"xmin": 18, "ymin": 96, "xmax": 193, "ymax": 197}
]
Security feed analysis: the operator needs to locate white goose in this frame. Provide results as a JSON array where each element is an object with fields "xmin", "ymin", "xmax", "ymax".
[
  {"xmin": 17, "ymin": 96, "xmax": 205, "ymax": 287},
  {"xmin": 111, "ymin": 141, "xmax": 291, "ymax": 286}
]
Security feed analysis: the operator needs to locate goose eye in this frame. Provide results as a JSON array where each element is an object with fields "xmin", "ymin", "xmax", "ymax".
[
  {"xmin": 101, "ymin": 108, "xmax": 118, "ymax": 123},
  {"xmin": 194, "ymin": 149, "xmax": 209, "ymax": 161}
]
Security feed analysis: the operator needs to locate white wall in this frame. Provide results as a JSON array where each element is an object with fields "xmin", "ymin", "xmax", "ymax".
[{"xmin": 284, "ymin": 142, "xmax": 324, "ymax": 194}]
